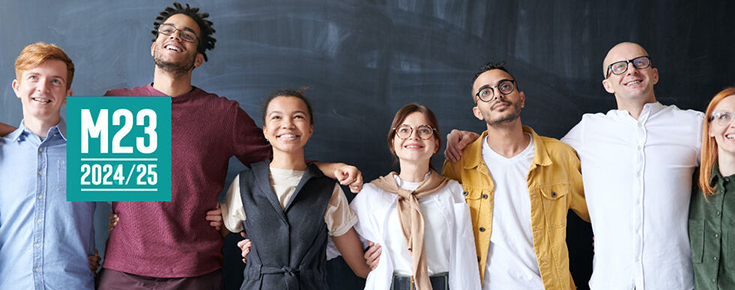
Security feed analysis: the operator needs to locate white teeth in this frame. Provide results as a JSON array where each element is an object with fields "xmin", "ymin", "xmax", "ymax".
[
  {"xmin": 166, "ymin": 46, "xmax": 181, "ymax": 52},
  {"xmin": 726, "ymin": 134, "xmax": 734, "ymax": 140},
  {"xmin": 405, "ymin": 145, "xmax": 422, "ymax": 148},
  {"xmin": 279, "ymin": 134, "xmax": 297, "ymax": 138},
  {"xmin": 627, "ymin": 81, "xmax": 640, "ymax": 85},
  {"xmin": 32, "ymin": 98, "xmax": 51, "ymax": 103}
]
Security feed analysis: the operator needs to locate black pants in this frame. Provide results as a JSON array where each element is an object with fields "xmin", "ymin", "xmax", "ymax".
[{"xmin": 391, "ymin": 273, "xmax": 449, "ymax": 290}]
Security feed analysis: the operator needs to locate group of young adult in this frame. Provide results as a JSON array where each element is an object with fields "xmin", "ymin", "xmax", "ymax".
[{"xmin": 0, "ymin": 2, "xmax": 732, "ymax": 290}]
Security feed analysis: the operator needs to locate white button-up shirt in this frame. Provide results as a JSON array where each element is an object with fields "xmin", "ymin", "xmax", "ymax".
[{"xmin": 562, "ymin": 102, "xmax": 703, "ymax": 290}]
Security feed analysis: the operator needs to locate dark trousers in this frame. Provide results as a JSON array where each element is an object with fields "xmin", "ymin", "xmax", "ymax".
[
  {"xmin": 391, "ymin": 272, "xmax": 449, "ymax": 290},
  {"xmin": 96, "ymin": 268, "xmax": 224, "ymax": 290}
]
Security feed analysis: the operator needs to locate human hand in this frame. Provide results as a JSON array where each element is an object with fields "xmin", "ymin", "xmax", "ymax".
[
  {"xmin": 237, "ymin": 232, "xmax": 252, "ymax": 264},
  {"xmin": 364, "ymin": 240, "xmax": 382, "ymax": 270},
  {"xmin": 108, "ymin": 213, "xmax": 119, "ymax": 233},
  {"xmin": 205, "ymin": 204, "xmax": 223, "ymax": 231},
  {"xmin": 444, "ymin": 129, "xmax": 480, "ymax": 162},
  {"xmin": 335, "ymin": 164, "xmax": 363, "ymax": 193},
  {"xmin": 88, "ymin": 249, "xmax": 101, "ymax": 273}
]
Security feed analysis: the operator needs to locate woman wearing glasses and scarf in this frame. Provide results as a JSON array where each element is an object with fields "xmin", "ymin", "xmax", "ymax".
[
  {"xmin": 689, "ymin": 87, "xmax": 735, "ymax": 289},
  {"xmin": 349, "ymin": 103, "xmax": 480, "ymax": 290}
]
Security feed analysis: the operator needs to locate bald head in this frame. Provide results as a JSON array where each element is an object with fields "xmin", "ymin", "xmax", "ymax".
[{"xmin": 603, "ymin": 42, "xmax": 650, "ymax": 78}]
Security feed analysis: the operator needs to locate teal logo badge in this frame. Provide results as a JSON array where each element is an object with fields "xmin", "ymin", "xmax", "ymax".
[{"xmin": 67, "ymin": 97, "xmax": 171, "ymax": 201}]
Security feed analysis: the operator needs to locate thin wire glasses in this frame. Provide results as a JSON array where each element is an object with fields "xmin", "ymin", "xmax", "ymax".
[
  {"xmin": 157, "ymin": 24, "xmax": 199, "ymax": 43},
  {"xmin": 710, "ymin": 111, "xmax": 735, "ymax": 127},
  {"xmin": 393, "ymin": 124, "xmax": 436, "ymax": 140}
]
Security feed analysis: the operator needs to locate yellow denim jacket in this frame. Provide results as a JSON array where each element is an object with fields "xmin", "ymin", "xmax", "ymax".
[{"xmin": 442, "ymin": 126, "xmax": 589, "ymax": 290}]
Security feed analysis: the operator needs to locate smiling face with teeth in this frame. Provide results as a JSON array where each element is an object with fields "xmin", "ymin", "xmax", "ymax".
[
  {"xmin": 602, "ymin": 42, "xmax": 659, "ymax": 107},
  {"xmin": 13, "ymin": 59, "xmax": 72, "ymax": 133},
  {"xmin": 151, "ymin": 13, "xmax": 204, "ymax": 76},
  {"xmin": 263, "ymin": 96, "xmax": 314, "ymax": 156},
  {"xmin": 709, "ymin": 95, "xmax": 735, "ymax": 158},
  {"xmin": 392, "ymin": 112, "xmax": 439, "ymax": 167}
]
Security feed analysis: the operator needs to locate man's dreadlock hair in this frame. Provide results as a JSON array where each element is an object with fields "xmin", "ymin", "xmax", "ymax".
[{"xmin": 152, "ymin": 2, "xmax": 216, "ymax": 62}]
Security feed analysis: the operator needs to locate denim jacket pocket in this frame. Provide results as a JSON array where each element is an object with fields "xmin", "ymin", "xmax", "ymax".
[
  {"xmin": 537, "ymin": 183, "xmax": 569, "ymax": 228},
  {"xmin": 688, "ymin": 220, "xmax": 704, "ymax": 264}
]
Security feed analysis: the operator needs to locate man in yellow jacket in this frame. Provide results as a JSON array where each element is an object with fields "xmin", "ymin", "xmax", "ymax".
[{"xmin": 442, "ymin": 62, "xmax": 589, "ymax": 290}]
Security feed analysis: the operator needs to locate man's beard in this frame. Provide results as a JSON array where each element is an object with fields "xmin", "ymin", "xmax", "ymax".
[
  {"xmin": 153, "ymin": 45, "xmax": 196, "ymax": 76},
  {"xmin": 484, "ymin": 100, "xmax": 521, "ymax": 126}
]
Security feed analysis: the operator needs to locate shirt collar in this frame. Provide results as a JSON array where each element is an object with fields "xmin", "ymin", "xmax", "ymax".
[
  {"xmin": 464, "ymin": 125, "xmax": 551, "ymax": 169},
  {"xmin": 608, "ymin": 101, "xmax": 665, "ymax": 122},
  {"xmin": 11, "ymin": 119, "xmax": 67, "ymax": 142}
]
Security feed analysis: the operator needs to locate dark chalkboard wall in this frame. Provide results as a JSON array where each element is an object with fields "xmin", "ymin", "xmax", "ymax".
[{"xmin": 2, "ymin": 1, "xmax": 733, "ymax": 289}]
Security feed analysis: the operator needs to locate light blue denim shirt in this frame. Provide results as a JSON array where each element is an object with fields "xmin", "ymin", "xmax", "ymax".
[{"xmin": 0, "ymin": 120, "xmax": 95, "ymax": 290}]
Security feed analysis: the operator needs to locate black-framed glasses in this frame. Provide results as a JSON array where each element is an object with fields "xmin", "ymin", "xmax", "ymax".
[
  {"xmin": 157, "ymin": 24, "xmax": 199, "ymax": 43},
  {"xmin": 710, "ymin": 111, "xmax": 735, "ymax": 127},
  {"xmin": 605, "ymin": 56, "xmax": 652, "ymax": 78},
  {"xmin": 475, "ymin": 79, "xmax": 516, "ymax": 103},
  {"xmin": 393, "ymin": 124, "xmax": 436, "ymax": 140}
]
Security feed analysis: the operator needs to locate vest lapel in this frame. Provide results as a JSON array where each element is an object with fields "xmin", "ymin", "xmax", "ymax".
[
  {"xmin": 252, "ymin": 161, "xmax": 288, "ymax": 222},
  {"xmin": 284, "ymin": 163, "xmax": 324, "ymax": 212}
]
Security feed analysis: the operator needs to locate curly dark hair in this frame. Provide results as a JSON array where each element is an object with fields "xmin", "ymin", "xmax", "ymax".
[{"xmin": 152, "ymin": 2, "xmax": 216, "ymax": 62}]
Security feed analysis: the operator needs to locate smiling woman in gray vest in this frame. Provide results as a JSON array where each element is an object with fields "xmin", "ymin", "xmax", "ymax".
[{"xmin": 218, "ymin": 88, "xmax": 371, "ymax": 289}]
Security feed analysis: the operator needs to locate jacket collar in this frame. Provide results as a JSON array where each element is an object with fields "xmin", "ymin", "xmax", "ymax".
[{"xmin": 463, "ymin": 125, "xmax": 551, "ymax": 170}]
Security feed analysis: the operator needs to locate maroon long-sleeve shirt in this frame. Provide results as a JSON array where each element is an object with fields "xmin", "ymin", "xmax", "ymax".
[{"xmin": 102, "ymin": 83, "xmax": 271, "ymax": 277}]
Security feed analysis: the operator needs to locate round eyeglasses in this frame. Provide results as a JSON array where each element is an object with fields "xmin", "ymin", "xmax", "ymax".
[
  {"xmin": 475, "ymin": 79, "xmax": 516, "ymax": 103},
  {"xmin": 157, "ymin": 25, "xmax": 199, "ymax": 43},
  {"xmin": 710, "ymin": 111, "xmax": 735, "ymax": 127},
  {"xmin": 605, "ymin": 56, "xmax": 652, "ymax": 78},
  {"xmin": 393, "ymin": 124, "xmax": 436, "ymax": 140}
]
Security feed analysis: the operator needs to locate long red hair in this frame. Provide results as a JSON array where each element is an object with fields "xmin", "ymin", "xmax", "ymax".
[{"xmin": 699, "ymin": 87, "xmax": 735, "ymax": 196}]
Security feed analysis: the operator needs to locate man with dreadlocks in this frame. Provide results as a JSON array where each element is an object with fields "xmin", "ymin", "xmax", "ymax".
[{"xmin": 97, "ymin": 3, "xmax": 363, "ymax": 289}]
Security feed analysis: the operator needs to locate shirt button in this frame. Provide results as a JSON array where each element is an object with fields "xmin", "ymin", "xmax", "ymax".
[
  {"xmin": 551, "ymin": 192, "xmax": 557, "ymax": 197},
  {"xmin": 712, "ymin": 278, "xmax": 717, "ymax": 283},
  {"xmin": 714, "ymin": 256, "xmax": 718, "ymax": 261},
  {"xmin": 717, "ymin": 211, "xmax": 721, "ymax": 215},
  {"xmin": 35, "ymin": 243, "xmax": 41, "ymax": 248},
  {"xmin": 482, "ymin": 194, "xmax": 488, "ymax": 199},
  {"xmin": 37, "ymin": 219, "xmax": 42, "ymax": 224},
  {"xmin": 38, "ymin": 148, "xmax": 43, "ymax": 152},
  {"xmin": 35, "ymin": 267, "xmax": 40, "ymax": 272},
  {"xmin": 638, "ymin": 123, "xmax": 643, "ymax": 127},
  {"xmin": 38, "ymin": 195, "xmax": 43, "ymax": 199},
  {"xmin": 637, "ymin": 146, "xmax": 642, "ymax": 151},
  {"xmin": 477, "ymin": 256, "xmax": 481, "ymax": 262},
  {"xmin": 38, "ymin": 170, "xmax": 43, "ymax": 176},
  {"xmin": 715, "ymin": 234, "xmax": 720, "ymax": 238},
  {"xmin": 479, "ymin": 227, "xmax": 486, "ymax": 232},
  {"xmin": 463, "ymin": 191, "xmax": 468, "ymax": 196},
  {"xmin": 532, "ymin": 195, "xmax": 537, "ymax": 198}
]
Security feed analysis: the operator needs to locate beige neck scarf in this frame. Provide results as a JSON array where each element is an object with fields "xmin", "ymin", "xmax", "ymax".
[{"xmin": 370, "ymin": 170, "xmax": 450, "ymax": 290}]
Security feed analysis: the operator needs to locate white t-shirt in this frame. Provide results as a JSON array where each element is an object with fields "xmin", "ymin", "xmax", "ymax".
[
  {"xmin": 387, "ymin": 174, "xmax": 452, "ymax": 275},
  {"xmin": 481, "ymin": 133, "xmax": 544, "ymax": 290}
]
